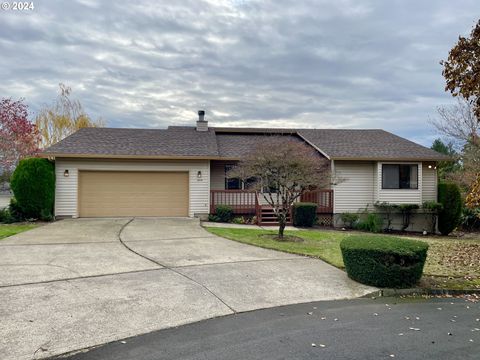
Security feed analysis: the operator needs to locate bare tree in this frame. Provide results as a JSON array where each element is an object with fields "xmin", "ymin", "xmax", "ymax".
[
  {"xmin": 431, "ymin": 99, "xmax": 480, "ymax": 200},
  {"xmin": 230, "ymin": 137, "xmax": 330, "ymax": 239},
  {"xmin": 431, "ymin": 99, "xmax": 479, "ymax": 149}
]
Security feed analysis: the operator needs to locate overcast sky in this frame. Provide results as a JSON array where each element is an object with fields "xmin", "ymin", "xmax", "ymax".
[{"xmin": 1, "ymin": 0, "xmax": 479, "ymax": 146}]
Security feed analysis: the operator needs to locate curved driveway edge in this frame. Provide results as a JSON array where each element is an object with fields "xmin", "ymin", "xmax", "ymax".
[{"xmin": 0, "ymin": 218, "xmax": 375, "ymax": 359}]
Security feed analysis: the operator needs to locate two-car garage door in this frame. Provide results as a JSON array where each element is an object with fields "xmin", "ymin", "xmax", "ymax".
[{"xmin": 78, "ymin": 171, "xmax": 189, "ymax": 217}]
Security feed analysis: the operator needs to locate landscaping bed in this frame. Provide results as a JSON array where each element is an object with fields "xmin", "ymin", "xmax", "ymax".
[{"xmin": 206, "ymin": 227, "xmax": 480, "ymax": 290}]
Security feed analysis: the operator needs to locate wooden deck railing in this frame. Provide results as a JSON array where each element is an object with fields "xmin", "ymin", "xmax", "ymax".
[
  {"xmin": 300, "ymin": 189, "xmax": 334, "ymax": 214},
  {"xmin": 210, "ymin": 190, "xmax": 257, "ymax": 215},
  {"xmin": 211, "ymin": 189, "xmax": 334, "ymax": 216}
]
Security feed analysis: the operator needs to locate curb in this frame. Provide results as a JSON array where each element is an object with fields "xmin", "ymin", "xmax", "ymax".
[{"xmin": 364, "ymin": 288, "xmax": 480, "ymax": 298}]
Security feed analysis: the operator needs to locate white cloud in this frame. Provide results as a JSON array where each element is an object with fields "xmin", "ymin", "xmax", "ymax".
[{"xmin": 0, "ymin": 0, "xmax": 479, "ymax": 146}]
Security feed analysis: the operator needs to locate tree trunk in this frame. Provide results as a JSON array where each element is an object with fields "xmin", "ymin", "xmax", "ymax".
[{"xmin": 278, "ymin": 214, "xmax": 286, "ymax": 240}]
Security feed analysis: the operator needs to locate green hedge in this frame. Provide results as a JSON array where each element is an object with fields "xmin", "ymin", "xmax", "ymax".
[
  {"xmin": 292, "ymin": 202, "xmax": 317, "ymax": 227},
  {"xmin": 437, "ymin": 183, "xmax": 462, "ymax": 235},
  {"xmin": 340, "ymin": 235, "xmax": 428, "ymax": 288},
  {"xmin": 10, "ymin": 158, "xmax": 55, "ymax": 220},
  {"xmin": 215, "ymin": 205, "xmax": 234, "ymax": 222}
]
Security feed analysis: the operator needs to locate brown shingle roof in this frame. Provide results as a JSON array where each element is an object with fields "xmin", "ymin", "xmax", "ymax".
[
  {"xmin": 42, "ymin": 127, "xmax": 219, "ymax": 158},
  {"xmin": 41, "ymin": 126, "xmax": 449, "ymax": 161},
  {"xmin": 215, "ymin": 133, "xmax": 303, "ymax": 158},
  {"xmin": 297, "ymin": 129, "xmax": 448, "ymax": 161}
]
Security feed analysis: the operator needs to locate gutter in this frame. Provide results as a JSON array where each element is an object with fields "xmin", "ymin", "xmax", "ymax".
[
  {"xmin": 330, "ymin": 157, "xmax": 448, "ymax": 162},
  {"xmin": 38, "ymin": 153, "xmax": 241, "ymax": 161}
]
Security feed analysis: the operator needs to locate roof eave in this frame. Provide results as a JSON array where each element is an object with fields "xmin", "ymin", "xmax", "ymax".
[
  {"xmin": 330, "ymin": 156, "xmax": 450, "ymax": 162},
  {"xmin": 39, "ymin": 152, "xmax": 241, "ymax": 161}
]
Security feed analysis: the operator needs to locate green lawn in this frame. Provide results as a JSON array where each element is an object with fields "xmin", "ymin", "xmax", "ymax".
[
  {"xmin": 205, "ymin": 227, "xmax": 480, "ymax": 280},
  {"xmin": 206, "ymin": 227, "xmax": 347, "ymax": 268},
  {"xmin": 0, "ymin": 224, "xmax": 37, "ymax": 240}
]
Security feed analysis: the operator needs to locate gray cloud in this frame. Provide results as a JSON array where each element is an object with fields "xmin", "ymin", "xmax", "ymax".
[{"xmin": 0, "ymin": 0, "xmax": 479, "ymax": 145}]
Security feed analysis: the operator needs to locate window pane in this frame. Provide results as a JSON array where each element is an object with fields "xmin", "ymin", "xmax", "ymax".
[
  {"xmin": 409, "ymin": 165, "xmax": 418, "ymax": 189},
  {"xmin": 226, "ymin": 178, "xmax": 241, "ymax": 190},
  {"xmin": 399, "ymin": 165, "xmax": 410, "ymax": 189},
  {"xmin": 225, "ymin": 164, "xmax": 241, "ymax": 190},
  {"xmin": 382, "ymin": 164, "xmax": 418, "ymax": 189},
  {"xmin": 382, "ymin": 165, "xmax": 399, "ymax": 189}
]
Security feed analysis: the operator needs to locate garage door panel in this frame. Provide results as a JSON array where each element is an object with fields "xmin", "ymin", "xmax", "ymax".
[{"xmin": 79, "ymin": 171, "xmax": 189, "ymax": 217}]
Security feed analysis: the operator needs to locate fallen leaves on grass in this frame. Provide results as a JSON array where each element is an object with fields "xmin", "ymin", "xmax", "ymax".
[{"xmin": 425, "ymin": 241, "xmax": 480, "ymax": 277}]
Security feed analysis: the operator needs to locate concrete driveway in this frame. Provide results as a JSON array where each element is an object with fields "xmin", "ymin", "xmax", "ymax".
[{"xmin": 0, "ymin": 218, "xmax": 375, "ymax": 360}]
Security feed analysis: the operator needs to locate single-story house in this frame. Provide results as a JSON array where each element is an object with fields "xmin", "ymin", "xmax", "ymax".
[{"xmin": 41, "ymin": 111, "xmax": 448, "ymax": 230}]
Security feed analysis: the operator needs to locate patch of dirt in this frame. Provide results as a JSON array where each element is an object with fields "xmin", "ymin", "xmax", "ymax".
[{"xmin": 260, "ymin": 234, "xmax": 304, "ymax": 243}]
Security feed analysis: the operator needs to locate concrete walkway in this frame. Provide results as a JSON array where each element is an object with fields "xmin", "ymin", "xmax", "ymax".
[
  {"xmin": 202, "ymin": 221, "xmax": 299, "ymax": 231},
  {"xmin": 0, "ymin": 218, "xmax": 375, "ymax": 360}
]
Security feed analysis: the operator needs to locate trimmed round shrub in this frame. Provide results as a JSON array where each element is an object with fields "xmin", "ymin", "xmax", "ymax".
[
  {"xmin": 215, "ymin": 205, "xmax": 234, "ymax": 223},
  {"xmin": 293, "ymin": 202, "xmax": 317, "ymax": 227},
  {"xmin": 340, "ymin": 235, "xmax": 429, "ymax": 288},
  {"xmin": 10, "ymin": 158, "xmax": 55, "ymax": 220},
  {"xmin": 437, "ymin": 183, "xmax": 462, "ymax": 235}
]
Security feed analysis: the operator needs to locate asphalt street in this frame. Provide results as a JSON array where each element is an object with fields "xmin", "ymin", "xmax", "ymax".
[{"xmin": 65, "ymin": 296, "xmax": 480, "ymax": 360}]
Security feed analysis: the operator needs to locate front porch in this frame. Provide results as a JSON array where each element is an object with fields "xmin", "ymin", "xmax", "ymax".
[{"xmin": 210, "ymin": 189, "xmax": 334, "ymax": 226}]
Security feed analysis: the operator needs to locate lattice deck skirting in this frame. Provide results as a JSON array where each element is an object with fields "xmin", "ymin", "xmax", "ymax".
[{"xmin": 317, "ymin": 214, "xmax": 333, "ymax": 227}]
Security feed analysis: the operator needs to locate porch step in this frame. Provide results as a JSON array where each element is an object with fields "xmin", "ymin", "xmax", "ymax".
[{"xmin": 258, "ymin": 207, "xmax": 291, "ymax": 226}]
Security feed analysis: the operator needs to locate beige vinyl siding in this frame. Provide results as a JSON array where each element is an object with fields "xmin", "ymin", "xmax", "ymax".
[
  {"xmin": 55, "ymin": 161, "xmax": 78, "ymax": 216},
  {"xmin": 422, "ymin": 163, "xmax": 437, "ymax": 202},
  {"xmin": 376, "ymin": 162, "xmax": 422, "ymax": 204},
  {"xmin": 333, "ymin": 161, "xmax": 375, "ymax": 213},
  {"xmin": 55, "ymin": 158, "xmax": 210, "ymax": 218},
  {"xmin": 210, "ymin": 160, "xmax": 231, "ymax": 190}
]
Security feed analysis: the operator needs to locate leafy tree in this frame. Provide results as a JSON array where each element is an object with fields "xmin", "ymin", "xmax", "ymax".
[
  {"xmin": 230, "ymin": 137, "xmax": 330, "ymax": 239},
  {"xmin": 0, "ymin": 98, "xmax": 40, "ymax": 178},
  {"xmin": 441, "ymin": 20, "xmax": 480, "ymax": 119},
  {"xmin": 36, "ymin": 83, "xmax": 104, "ymax": 148},
  {"xmin": 465, "ymin": 176, "xmax": 480, "ymax": 209},
  {"xmin": 430, "ymin": 138, "xmax": 459, "ymax": 180}
]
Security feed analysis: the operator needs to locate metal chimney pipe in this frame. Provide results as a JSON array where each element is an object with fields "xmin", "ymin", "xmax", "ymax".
[{"xmin": 196, "ymin": 110, "xmax": 208, "ymax": 131}]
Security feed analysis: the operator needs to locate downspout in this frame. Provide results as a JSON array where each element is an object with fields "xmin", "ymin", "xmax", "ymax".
[{"xmin": 331, "ymin": 159, "xmax": 335, "ymax": 216}]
